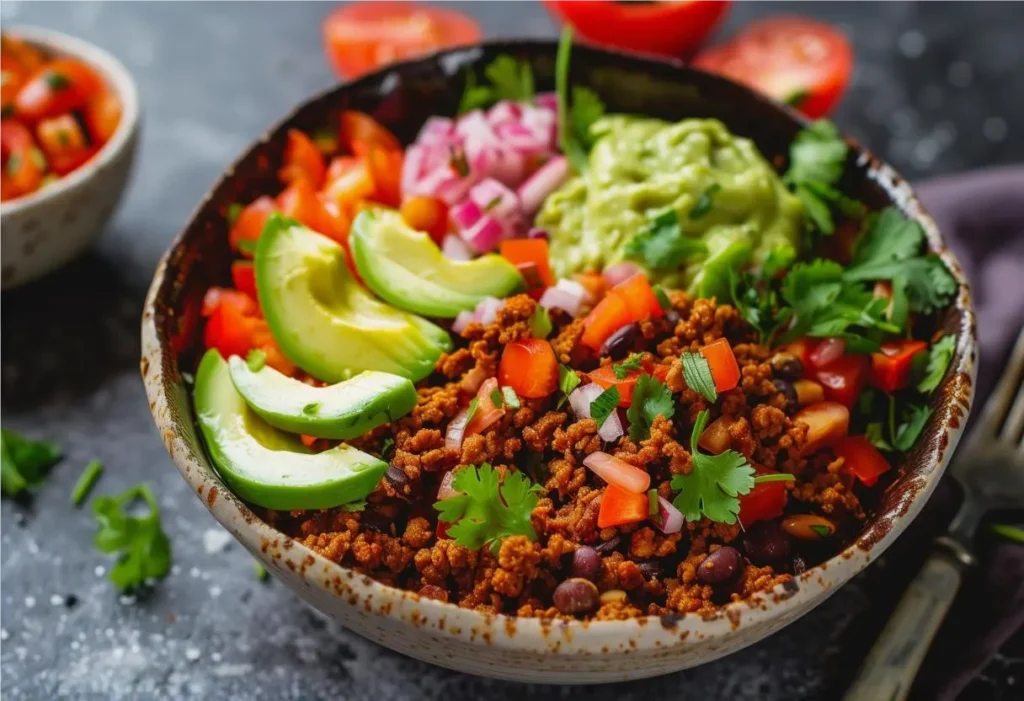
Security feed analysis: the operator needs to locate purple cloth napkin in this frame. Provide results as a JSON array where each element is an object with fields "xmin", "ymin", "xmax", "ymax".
[{"xmin": 906, "ymin": 167, "xmax": 1024, "ymax": 700}]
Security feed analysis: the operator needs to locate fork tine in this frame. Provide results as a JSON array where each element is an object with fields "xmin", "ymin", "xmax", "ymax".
[{"xmin": 973, "ymin": 327, "xmax": 1024, "ymax": 444}]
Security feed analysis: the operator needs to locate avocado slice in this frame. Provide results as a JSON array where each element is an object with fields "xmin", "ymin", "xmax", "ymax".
[
  {"xmin": 194, "ymin": 349, "xmax": 387, "ymax": 510},
  {"xmin": 228, "ymin": 356, "xmax": 416, "ymax": 439},
  {"xmin": 350, "ymin": 208, "xmax": 523, "ymax": 318},
  {"xmin": 256, "ymin": 215, "xmax": 451, "ymax": 383}
]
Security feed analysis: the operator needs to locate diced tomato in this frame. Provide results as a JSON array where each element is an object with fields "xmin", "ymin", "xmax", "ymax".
[
  {"xmin": 738, "ymin": 479, "xmax": 787, "ymax": 526},
  {"xmin": 795, "ymin": 401, "xmax": 850, "ymax": 454},
  {"xmin": 0, "ymin": 120, "xmax": 43, "ymax": 198},
  {"xmin": 204, "ymin": 300, "xmax": 258, "ymax": 359},
  {"xmin": 14, "ymin": 58, "xmax": 102, "ymax": 122},
  {"xmin": 277, "ymin": 178, "xmax": 351, "ymax": 247},
  {"xmin": 815, "ymin": 354, "xmax": 868, "ymax": 409},
  {"xmin": 364, "ymin": 144, "xmax": 403, "ymax": 207},
  {"xmin": 340, "ymin": 110, "xmax": 401, "ymax": 158},
  {"xmin": 279, "ymin": 129, "xmax": 326, "ymax": 189},
  {"xmin": 581, "ymin": 292, "xmax": 632, "ymax": 351},
  {"xmin": 833, "ymin": 435, "xmax": 891, "ymax": 487},
  {"xmin": 299, "ymin": 434, "xmax": 318, "ymax": 448},
  {"xmin": 231, "ymin": 261, "xmax": 258, "ymax": 299},
  {"xmin": 868, "ymin": 340, "xmax": 928, "ymax": 393},
  {"xmin": 499, "ymin": 338, "xmax": 558, "ymax": 399},
  {"xmin": 322, "ymin": 156, "xmax": 376, "ymax": 215},
  {"xmin": 610, "ymin": 273, "xmax": 664, "ymax": 322},
  {"xmin": 778, "ymin": 337, "xmax": 816, "ymax": 370},
  {"xmin": 228, "ymin": 196, "xmax": 277, "ymax": 256},
  {"xmin": 202, "ymin": 286, "xmax": 258, "ymax": 318},
  {"xmin": 500, "ymin": 239, "xmax": 555, "ymax": 289},
  {"xmin": 516, "ymin": 263, "xmax": 547, "ymax": 299},
  {"xmin": 700, "ymin": 338, "xmax": 740, "ymax": 393},
  {"xmin": 400, "ymin": 195, "xmax": 448, "ymax": 244},
  {"xmin": 694, "ymin": 17, "xmax": 854, "ymax": 119},
  {"xmin": 35, "ymin": 114, "xmax": 92, "ymax": 175},
  {"xmin": 588, "ymin": 361, "xmax": 669, "ymax": 407},
  {"xmin": 698, "ymin": 414, "xmax": 734, "ymax": 454},
  {"xmin": 323, "ymin": 3, "xmax": 481, "ymax": 79},
  {"xmin": 465, "ymin": 377, "xmax": 506, "ymax": 435},
  {"xmin": 597, "ymin": 484, "xmax": 650, "ymax": 529},
  {"xmin": 83, "ymin": 91, "xmax": 121, "ymax": 144},
  {"xmin": 809, "ymin": 338, "xmax": 846, "ymax": 369},
  {"xmin": 1, "ymin": 54, "xmax": 27, "ymax": 115}
]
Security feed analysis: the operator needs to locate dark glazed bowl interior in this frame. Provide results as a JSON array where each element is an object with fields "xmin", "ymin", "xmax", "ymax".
[{"xmin": 151, "ymin": 41, "xmax": 975, "ymax": 568}]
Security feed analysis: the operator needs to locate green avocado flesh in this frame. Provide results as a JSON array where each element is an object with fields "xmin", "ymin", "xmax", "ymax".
[
  {"xmin": 228, "ymin": 356, "xmax": 416, "ymax": 440},
  {"xmin": 350, "ymin": 208, "xmax": 523, "ymax": 318},
  {"xmin": 255, "ymin": 216, "xmax": 451, "ymax": 383},
  {"xmin": 194, "ymin": 350, "xmax": 387, "ymax": 510}
]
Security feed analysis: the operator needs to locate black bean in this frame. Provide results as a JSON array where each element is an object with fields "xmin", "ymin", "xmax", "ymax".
[
  {"xmin": 594, "ymin": 535, "xmax": 621, "ymax": 554},
  {"xmin": 600, "ymin": 323, "xmax": 639, "ymax": 359},
  {"xmin": 384, "ymin": 464, "xmax": 409, "ymax": 489},
  {"xmin": 743, "ymin": 522, "xmax": 792, "ymax": 565},
  {"xmin": 772, "ymin": 378, "xmax": 798, "ymax": 413},
  {"xmin": 637, "ymin": 560, "xmax": 663, "ymax": 579},
  {"xmin": 570, "ymin": 546, "xmax": 601, "ymax": 582},
  {"xmin": 360, "ymin": 511, "xmax": 394, "ymax": 535},
  {"xmin": 770, "ymin": 353, "xmax": 804, "ymax": 380},
  {"xmin": 696, "ymin": 546, "xmax": 742, "ymax": 585},
  {"xmin": 553, "ymin": 578, "xmax": 599, "ymax": 615}
]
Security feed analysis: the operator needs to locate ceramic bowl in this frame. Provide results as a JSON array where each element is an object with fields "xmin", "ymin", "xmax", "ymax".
[
  {"xmin": 141, "ymin": 41, "xmax": 977, "ymax": 683},
  {"xmin": 0, "ymin": 26, "xmax": 139, "ymax": 290}
]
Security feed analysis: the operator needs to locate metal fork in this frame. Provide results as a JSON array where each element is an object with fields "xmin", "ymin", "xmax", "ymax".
[{"xmin": 845, "ymin": 326, "xmax": 1024, "ymax": 701}]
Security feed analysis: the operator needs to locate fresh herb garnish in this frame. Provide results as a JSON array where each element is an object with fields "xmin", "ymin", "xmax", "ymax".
[
  {"xmin": 502, "ymin": 386, "xmax": 521, "ymax": 409},
  {"xmin": 652, "ymin": 285, "xmax": 673, "ymax": 311},
  {"xmin": 433, "ymin": 464, "xmax": 541, "ymax": 553},
  {"xmin": 681, "ymin": 351, "xmax": 717, "ymax": 402},
  {"xmin": 92, "ymin": 484, "xmax": 171, "ymax": 591},
  {"xmin": 728, "ymin": 269, "xmax": 788, "ymax": 345},
  {"xmin": 648, "ymin": 489, "xmax": 659, "ymax": 516},
  {"xmin": 626, "ymin": 374, "xmax": 675, "ymax": 442},
  {"xmin": 449, "ymin": 146, "xmax": 470, "ymax": 177},
  {"xmin": 865, "ymin": 422, "xmax": 893, "ymax": 451},
  {"xmin": 590, "ymin": 386, "xmax": 621, "ymax": 427},
  {"xmin": 1, "ymin": 429, "xmax": 62, "ymax": 497},
  {"xmin": 689, "ymin": 183, "xmax": 722, "ymax": 220},
  {"xmin": 227, "ymin": 203, "xmax": 243, "ymax": 226},
  {"xmin": 556, "ymin": 27, "xmax": 606, "ymax": 172},
  {"xmin": 302, "ymin": 402, "xmax": 320, "ymax": 416},
  {"xmin": 569, "ymin": 85, "xmax": 605, "ymax": 152},
  {"xmin": 893, "ymin": 402, "xmax": 932, "ymax": 452},
  {"xmin": 44, "ymin": 71, "xmax": 70, "ymax": 90},
  {"xmin": 457, "ymin": 54, "xmax": 535, "ymax": 113},
  {"xmin": 530, "ymin": 305, "xmax": 552, "ymax": 338},
  {"xmin": 623, "ymin": 209, "xmax": 708, "ymax": 271},
  {"xmin": 918, "ymin": 334, "xmax": 955, "ymax": 393},
  {"xmin": 753, "ymin": 473, "xmax": 795, "ymax": 484},
  {"xmin": 379, "ymin": 437, "xmax": 395, "ymax": 458},
  {"xmin": 810, "ymin": 524, "xmax": 832, "ymax": 537},
  {"xmin": 612, "ymin": 354, "xmax": 644, "ymax": 379},
  {"xmin": 464, "ymin": 397, "xmax": 481, "ymax": 425},
  {"xmin": 783, "ymin": 119, "xmax": 863, "ymax": 236},
  {"xmin": 71, "ymin": 460, "xmax": 104, "ymax": 507},
  {"xmin": 762, "ymin": 244, "xmax": 797, "ymax": 279},
  {"xmin": 557, "ymin": 364, "xmax": 581, "ymax": 408},
  {"xmin": 340, "ymin": 499, "xmax": 366, "ymax": 512},
  {"xmin": 490, "ymin": 388, "xmax": 504, "ymax": 408},
  {"xmin": 671, "ymin": 410, "xmax": 756, "ymax": 524},
  {"xmin": 246, "ymin": 348, "xmax": 267, "ymax": 372}
]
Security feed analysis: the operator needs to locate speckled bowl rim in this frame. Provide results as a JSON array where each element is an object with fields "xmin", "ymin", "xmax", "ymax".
[
  {"xmin": 0, "ymin": 25, "xmax": 140, "ymax": 216},
  {"xmin": 141, "ymin": 40, "xmax": 977, "ymax": 659}
]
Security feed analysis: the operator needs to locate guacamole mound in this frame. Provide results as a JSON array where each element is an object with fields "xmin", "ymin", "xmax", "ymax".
[{"xmin": 537, "ymin": 116, "xmax": 804, "ymax": 294}]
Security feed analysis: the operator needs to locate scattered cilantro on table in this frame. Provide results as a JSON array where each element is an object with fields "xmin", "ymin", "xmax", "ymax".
[
  {"xmin": 71, "ymin": 459, "xmax": 104, "ymax": 507},
  {"xmin": 457, "ymin": 54, "xmax": 535, "ymax": 113},
  {"xmin": 589, "ymin": 387, "xmax": 620, "ymax": 427},
  {"xmin": 92, "ymin": 484, "xmax": 172, "ymax": 591},
  {"xmin": 433, "ymin": 464, "xmax": 541, "ymax": 553},
  {"xmin": 1, "ymin": 428, "xmax": 62, "ymax": 498},
  {"xmin": 612, "ymin": 354, "xmax": 644, "ymax": 379},
  {"xmin": 681, "ymin": 352, "xmax": 717, "ymax": 403},
  {"xmin": 626, "ymin": 374, "xmax": 674, "ymax": 442}
]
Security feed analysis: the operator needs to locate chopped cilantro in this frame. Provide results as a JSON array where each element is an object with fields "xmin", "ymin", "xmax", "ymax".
[
  {"xmin": 727, "ymin": 269, "xmax": 787, "ymax": 346},
  {"xmin": 626, "ymin": 374, "xmax": 675, "ymax": 442},
  {"xmin": 893, "ymin": 403, "xmax": 932, "ymax": 452},
  {"xmin": 379, "ymin": 437, "xmax": 395, "ymax": 458},
  {"xmin": 810, "ymin": 524, "xmax": 832, "ymax": 537},
  {"xmin": 490, "ymin": 388, "xmax": 504, "ymax": 408},
  {"xmin": 92, "ymin": 484, "xmax": 171, "ymax": 591},
  {"xmin": 918, "ymin": 334, "xmax": 955, "ymax": 393},
  {"xmin": 433, "ymin": 464, "xmax": 541, "ymax": 553},
  {"xmin": 865, "ymin": 422, "xmax": 893, "ymax": 452},
  {"xmin": 530, "ymin": 305, "xmax": 552, "ymax": 339},
  {"xmin": 464, "ymin": 397, "xmax": 481, "ymax": 425},
  {"xmin": 652, "ymin": 285, "xmax": 672, "ymax": 311},
  {"xmin": 762, "ymin": 244, "xmax": 797, "ymax": 279},
  {"xmin": 246, "ymin": 348, "xmax": 267, "ymax": 372},
  {"xmin": 783, "ymin": 120, "xmax": 863, "ymax": 236},
  {"xmin": 227, "ymin": 203, "xmax": 243, "ymax": 226},
  {"xmin": 340, "ymin": 499, "xmax": 366, "ymax": 512},
  {"xmin": 457, "ymin": 54, "xmax": 534, "ymax": 113},
  {"xmin": 302, "ymin": 402, "xmax": 320, "ymax": 416},
  {"xmin": 71, "ymin": 459, "xmax": 104, "ymax": 507},
  {"xmin": 1, "ymin": 429, "xmax": 62, "ymax": 497},
  {"xmin": 237, "ymin": 238, "xmax": 258, "ymax": 255},
  {"xmin": 569, "ymin": 85, "xmax": 605, "ymax": 152},
  {"xmin": 889, "ymin": 275, "xmax": 910, "ymax": 331},
  {"xmin": 612, "ymin": 354, "xmax": 643, "ymax": 379},
  {"xmin": 557, "ymin": 364, "xmax": 581, "ymax": 407},
  {"xmin": 648, "ymin": 489, "xmax": 659, "ymax": 516},
  {"xmin": 590, "ymin": 386, "xmax": 620, "ymax": 427},
  {"xmin": 671, "ymin": 410, "xmax": 756, "ymax": 524},
  {"xmin": 623, "ymin": 209, "xmax": 707, "ymax": 271},
  {"xmin": 689, "ymin": 183, "xmax": 722, "ymax": 220},
  {"xmin": 681, "ymin": 351, "xmax": 717, "ymax": 403},
  {"xmin": 44, "ymin": 71, "xmax": 70, "ymax": 90}
]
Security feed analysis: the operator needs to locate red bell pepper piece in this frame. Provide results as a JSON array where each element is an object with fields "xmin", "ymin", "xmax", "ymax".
[
  {"xmin": 738, "ymin": 478, "xmax": 787, "ymax": 526},
  {"xmin": 815, "ymin": 354, "xmax": 868, "ymax": 409},
  {"xmin": 588, "ymin": 362, "xmax": 670, "ymax": 406},
  {"xmin": 279, "ymin": 129, "xmax": 326, "ymax": 189},
  {"xmin": 228, "ymin": 196, "xmax": 277, "ymax": 257},
  {"xmin": 231, "ymin": 261, "xmax": 258, "ymax": 300},
  {"xmin": 597, "ymin": 484, "xmax": 650, "ymax": 529},
  {"xmin": 500, "ymin": 239, "xmax": 555, "ymax": 289},
  {"xmin": 700, "ymin": 338, "xmax": 741, "ymax": 393},
  {"xmin": 833, "ymin": 435, "xmax": 891, "ymax": 487},
  {"xmin": 499, "ymin": 338, "xmax": 558, "ymax": 399},
  {"xmin": 580, "ymin": 273, "xmax": 663, "ymax": 351},
  {"xmin": 868, "ymin": 340, "xmax": 928, "ymax": 393},
  {"xmin": 610, "ymin": 273, "xmax": 664, "ymax": 322}
]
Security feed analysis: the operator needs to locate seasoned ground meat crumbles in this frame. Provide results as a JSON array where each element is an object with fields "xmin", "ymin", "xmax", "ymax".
[{"xmin": 265, "ymin": 291, "xmax": 872, "ymax": 620}]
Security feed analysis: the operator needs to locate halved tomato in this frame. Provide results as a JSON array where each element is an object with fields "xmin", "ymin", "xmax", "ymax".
[{"xmin": 694, "ymin": 17, "xmax": 853, "ymax": 118}]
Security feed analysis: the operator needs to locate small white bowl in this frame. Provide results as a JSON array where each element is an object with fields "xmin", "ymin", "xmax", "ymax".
[{"xmin": 0, "ymin": 25, "xmax": 139, "ymax": 290}]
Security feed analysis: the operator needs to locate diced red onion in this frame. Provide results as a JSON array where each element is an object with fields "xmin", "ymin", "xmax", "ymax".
[
  {"xmin": 442, "ymin": 234, "xmax": 475, "ymax": 262},
  {"xmin": 568, "ymin": 383, "xmax": 603, "ymax": 420},
  {"xmin": 597, "ymin": 410, "xmax": 624, "ymax": 442},
  {"xmin": 582, "ymin": 451, "xmax": 651, "ymax": 494},
  {"xmin": 435, "ymin": 170, "xmax": 478, "ymax": 206},
  {"xmin": 461, "ymin": 214, "xmax": 504, "ymax": 253},
  {"xmin": 516, "ymin": 155, "xmax": 570, "ymax": 216},
  {"xmin": 654, "ymin": 497, "xmax": 684, "ymax": 534},
  {"xmin": 495, "ymin": 121, "xmax": 550, "ymax": 157},
  {"xmin": 603, "ymin": 261, "xmax": 642, "ymax": 287},
  {"xmin": 810, "ymin": 338, "xmax": 846, "ymax": 369},
  {"xmin": 417, "ymin": 117, "xmax": 456, "ymax": 146},
  {"xmin": 449, "ymin": 200, "xmax": 482, "ymax": 232},
  {"xmin": 558, "ymin": 277, "xmax": 595, "ymax": 305},
  {"xmin": 486, "ymin": 148, "xmax": 528, "ymax": 189},
  {"xmin": 475, "ymin": 297, "xmax": 504, "ymax": 326},
  {"xmin": 486, "ymin": 100, "xmax": 523, "ymax": 127},
  {"xmin": 469, "ymin": 178, "xmax": 521, "ymax": 223},
  {"xmin": 539, "ymin": 279, "xmax": 588, "ymax": 317},
  {"xmin": 534, "ymin": 92, "xmax": 558, "ymax": 112},
  {"xmin": 401, "ymin": 145, "xmax": 427, "ymax": 197},
  {"xmin": 451, "ymin": 310, "xmax": 476, "ymax": 334},
  {"xmin": 445, "ymin": 412, "xmax": 469, "ymax": 451},
  {"xmin": 527, "ymin": 227, "xmax": 549, "ymax": 240},
  {"xmin": 520, "ymin": 104, "xmax": 557, "ymax": 149},
  {"xmin": 455, "ymin": 109, "xmax": 498, "ymax": 143}
]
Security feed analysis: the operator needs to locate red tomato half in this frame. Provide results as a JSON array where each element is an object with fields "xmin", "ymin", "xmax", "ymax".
[
  {"xmin": 694, "ymin": 17, "xmax": 853, "ymax": 118},
  {"xmin": 323, "ymin": 2, "xmax": 481, "ymax": 79},
  {"xmin": 543, "ymin": 0, "xmax": 730, "ymax": 57}
]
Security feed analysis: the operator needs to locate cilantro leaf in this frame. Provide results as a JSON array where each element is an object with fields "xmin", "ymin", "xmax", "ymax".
[
  {"xmin": 464, "ymin": 397, "xmax": 480, "ymax": 425},
  {"xmin": 785, "ymin": 120, "xmax": 848, "ymax": 187},
  {"xmin": 379, "ymin": 437, "xmax": 395, "ymax": 458},
  {"xmin": 490, "ymin": 388, "xmax": 504, "ymax": 408},
  {"xmin": 865, "ymin": 422, "xmax": 893, "ymax": 452},
  {"xmin": 340, "ymin": 500, "xmax": 366, "ymax": 512},
  {"xmin": 671, "ymin": 410, "xmax": 756, "ymax": 524},
  {"xmin": 762, "ymin": 244, "xmax": 797, "ymax": 279},
  {"xmin": 556, "ymin": 28, "xmax": 605, "ymax": 172},
  {"xmin": 689, "ymin": 183, "xmax": 722, "ymax": 220},
  {"xmin": 458, "ymin": 72, "xmax": 494, "ymax": 114},
  {"xmin": 433, "ymin": 464, "xmax": 541, "ymax": 552},
  {"xmin": 682, "ymin": 352, "xmax": 717, "ymax": 402},
  {"xmin": 590, "ymin": 387, "xmax": 621, "ymax": 427},
  {"xmin": 612, "ymin": 354, "xmax": 643, "ymax": 380},
  {"xmin": 851, "ymin": 207, "xmax": 925, "ymax": 266},
  {"xmin": 1, "ymin": 429, "xmax": 62, "ymax": 497},
  {"xmin": 570, "ymin": 86, "xmax": 605, "ymax": 151},
  {"xmin": 727, "ymin": 269, "xmax": 788, "ymax": 345},
  {"xmin": 558, "ymin": 364, "xmax": 581, "ymax": 400},
  {"xmin": 458, "ymin": 54, "xmax": 535, "ymax": 113},
  {"xmin": 626, "ymin": 374, "xmax": 675, "ymax": 442},
  {"xmin": 246, "ymin": 349, "xmax": 267, "ymax": 372},
  {"xmin": 623, "ymin": 209, "xmax": 708, "ymax": 271},
  {"xmin": 918, "ymin": 334, "xmax": 956, "ymax": 393},
  {"xmin": 92, "ymin": 484, "xmax": 171, "ymax": 591},
  {"xmin": 530, "ymin": 305, "xmax": 552, "ymax": 339},
  {"xmin": 894, "ymin": 403, "xmax": 932, "ymax": 452}
]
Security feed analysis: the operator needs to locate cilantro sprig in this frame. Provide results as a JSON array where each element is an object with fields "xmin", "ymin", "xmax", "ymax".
[
  {"xmin": 556, "ymin": 27, "xmax": 606, "ymax": 172},
  {"xmin": 590, "ymin": 386, "xmax": 620, "ymax": 427},
  {"xmin": 681, "ymin": 352, "xmax": 717, "ymax": 403},
  {"xmin": 783, "ymin": 120, "xmax": 864, "ymax": 237},
  {"xmin": 557, "ymin": 364, "xmax": 581, "ymax": 409},
  {"xmin": 918, "ymin": 334, "xmax": 956, "ymax": 393},
  {"xmin": 624, "ymin": 210, "xmax": 708, "ymax": 271},
  {"xmin": 612, "ymin": 354, "xmax": 644, "ymax": 379},
  {"xmin": 458, "ymin": 54, "xmax": 535, "ymax": 113},
  {"xmin": 1, "ymin": 428, "xmax": 62, "ymax": 497},
  {"xmin": 92, "ymin": 484, "xmax": 172, "ymax": 591},
  {"xmin": 626, "ymin": 374, "xmax": 675, "ymax": 442},
  {"xmin": 433, "ymin": 464, "xmax": 541, "ymax": 553}
]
